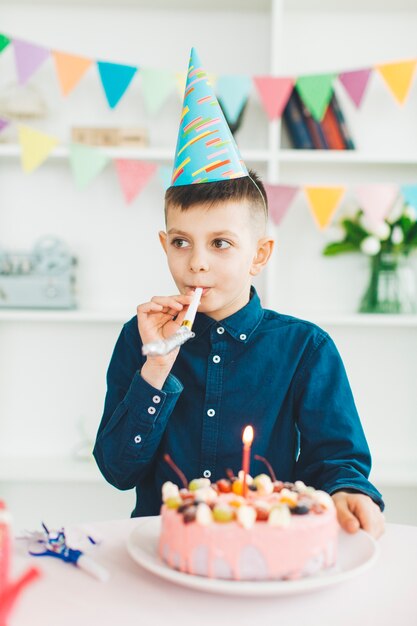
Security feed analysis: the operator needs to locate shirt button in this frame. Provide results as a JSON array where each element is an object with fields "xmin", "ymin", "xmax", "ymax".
[
  {"xmin": 203, "ymin": 470, "xmax": 211, "ymax": 478},
  {"xmin": 148, "ymin": 406, "xmax": 156, "ymax": 415},
  {"xmin": 134, "ymin": 435, "xmax": 142, "ymax": 444},
  {"xmin": 152, "ymin": 395, "xmax": 161, "ymax": 404},
  {"xmin": 213, "ymin": 355, "xmax": 221, "ymax": 363},
  {"xmin": 239, "ymin": 333, "xmax": 247, "ymax": 341},
  {"xmin": 207, "ymin": 409, "xmax": 215, "ymax": 417},
  {"xmin": 217, "ymin": 327, "xmax": 225, "ymax": 334}
]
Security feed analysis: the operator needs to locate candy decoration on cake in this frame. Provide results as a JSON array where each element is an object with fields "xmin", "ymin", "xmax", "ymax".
[
  {"xmin": 158, "ymin": 450, "xmax": 340, "ymax": 580},
  {"xmin": 171, "ymin": 47, "xmax": 248, "ymax": 186}
]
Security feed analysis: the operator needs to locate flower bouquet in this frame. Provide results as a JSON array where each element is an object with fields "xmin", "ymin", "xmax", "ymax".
[{"xmin": 322, "ymin": 200, "xmax": 417, "ymax": 313}]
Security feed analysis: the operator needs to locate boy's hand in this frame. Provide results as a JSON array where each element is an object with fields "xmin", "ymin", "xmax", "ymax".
[
  {"xmin": 331, "ymin": 491, "xmax": 385, "ymax": 539},
  {"xmin": 137, "ymin": 294, "xmax": 194, "ymax": 389}
]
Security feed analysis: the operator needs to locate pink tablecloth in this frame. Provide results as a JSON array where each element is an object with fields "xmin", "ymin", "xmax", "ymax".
[{"xmin": 9, "ymin": 519, "xmax": 417, "ymax": 626}]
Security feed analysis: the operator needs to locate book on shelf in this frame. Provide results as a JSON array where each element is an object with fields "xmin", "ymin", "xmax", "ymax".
[{"xmin": 282, "ymin": 89, "xmax": 355, "ymax": 150}]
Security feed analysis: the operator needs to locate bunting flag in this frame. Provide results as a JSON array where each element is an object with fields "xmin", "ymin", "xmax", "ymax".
[
  {"xmin": 159, "ymin": 165, "xmax": 173, "ymax": 190},
  {"xmin": 215, "ymin": 74, "xmax": 253, "ymax": 125},
  {"xmin": 114, "ymin": 159, "xmax": 157, "ymax": 203},
  {"xmin": 253, "ymin": 77, "xmax": 294, "ymax": 120},
  {"xmin": 140, "ymin": 68, "xmax": 176, "ymax": 115},
  {"xmin": 0, "ymin": 118, "xmax": 9, "ymax": 133},
  {"xmin": 376, "ymin": 60, "xmax": 417, "ymax": 105},
  {"xmin": 13, "ymin": 38, "xmax": 50, "ymax": 85},
  {"xmin": 264, "ymin": 184, "xmax": 299, "ymax": 226},
  {"xmin": 52, "ymin": 51, "xmax": 93, "ymax": 96},
  {"xmin": 355, "ymin": 184, "xmax": 399, "ymax": 226},
  {"xmin": 96, "ymin": 61, "xmax": 137, "ymax": 109},
  {"xmin": 338, "ymin": 68, "xmax": 372, "ymax": 108},
  {"xmin": 304, "ymin": 186, "xmax": 345, "ymax": 229},
  {"xmin": 0, "ymin": 33, "xmax": 11, "ymax": 54},
  {"xmin": 295, "ymin": 73, "xmax": 336, "ymax": 122},
  {"xmin": 69, "ymin": 143, "xmax": 110, "ymax": 188},
  {"xmin": 18, "ymin": 125, "xmax": 59, "ymax": 173},
  {"xmin": 401, "ymin": 184, "xmax": 417, "ymax": 214}
]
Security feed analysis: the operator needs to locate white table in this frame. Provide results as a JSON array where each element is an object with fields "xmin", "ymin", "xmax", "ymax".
[{"xmin": 9, "ymin": 519, "xmax": 417, "ymax": 626}]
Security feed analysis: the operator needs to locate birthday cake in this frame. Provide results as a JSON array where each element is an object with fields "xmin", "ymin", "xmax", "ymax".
[{"xmin": 158, "ymin": 471, "xmax": 339, "ymax": 581}]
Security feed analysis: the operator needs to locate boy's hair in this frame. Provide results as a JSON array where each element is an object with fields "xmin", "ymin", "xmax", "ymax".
[{"xmin": 164, "ymin": 169, "xmax": 268, "ymax": 226}]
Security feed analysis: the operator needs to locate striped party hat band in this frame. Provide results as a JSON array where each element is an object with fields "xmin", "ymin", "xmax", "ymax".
[{"xmin": 171, "ymin": 47, "xmax": 248, "ymax": 187}]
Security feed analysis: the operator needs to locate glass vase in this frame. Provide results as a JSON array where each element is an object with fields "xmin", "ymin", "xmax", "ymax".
[{"xmin": 359, "ymin": 252, "xmax": 417, "ymax": 314}]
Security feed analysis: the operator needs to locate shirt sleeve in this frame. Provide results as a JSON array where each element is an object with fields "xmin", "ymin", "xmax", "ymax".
[
  {"xmin": 93, "ymin": 322, "xmax": 183, "ymax": 490},
  {"xmin": 294, "ymin": 332, "xmax": 385, "ymax": 511}
]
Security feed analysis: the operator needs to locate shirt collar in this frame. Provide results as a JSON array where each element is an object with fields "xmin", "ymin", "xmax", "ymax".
[{"xmin": 191, "ymin": 286, "xmax": 264, "ymax": 342}]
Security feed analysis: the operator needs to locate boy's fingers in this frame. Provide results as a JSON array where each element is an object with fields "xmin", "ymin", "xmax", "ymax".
[
  {"xmin": 334, "ymin": 496, "xmax": 360, "ymax": 533},
  {"xmin": 151, "ymin": 294, "xmax": 193, "ymax": 309},
  {"xmin": 137, "ymin": 302, "xmax": 164, "ymax": 315}
]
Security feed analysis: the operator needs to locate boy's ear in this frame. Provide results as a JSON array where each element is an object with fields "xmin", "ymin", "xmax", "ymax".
[
  {"xmin": 250, "ymin": 236, "xmax": 274, "ymax": 276},
  {"xmin": 159, "ymin": 231, "xmax": 168, "ymax": 254}
]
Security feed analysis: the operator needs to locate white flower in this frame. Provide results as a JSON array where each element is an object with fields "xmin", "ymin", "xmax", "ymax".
[
  {"xmin": 360, "ymin": 215, "xmax": 390, "ymax": 240},
  {"xmin": 196, "ymin": 502, "xmax": 213, "ymax": 526},
  {"xmin": 162, "ymin": 481, "xmax": 179, "ymax": 502},
  {"xmin": 391, "ymin": 226, "xmax": 404, "ymax": 245},
  {"xmin": 404, "ymin": 206, "xmax": 417, "ymax": 222},
  {"xmin": 268, "ymin": 504, "xmax": 291, "ymax": 528},
  {"xmin": 360, "ymin": 236, "xmax": 381, "ymax": 256},
  {"xmin": 386, "ymin": 196, "xmax": 404, "ymax": 224},
  {"xmin": 373, "ymin": 221, "xmax": 391, "ymax": 241},
  {"xmin": 236, "ymin": 505, "xmax": 257, "ymax": 529}
]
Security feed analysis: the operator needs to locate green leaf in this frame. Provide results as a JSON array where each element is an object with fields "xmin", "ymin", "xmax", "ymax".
[{"xmin": 322, "ymin": 241, "xmax": 359, "ymax": 256}]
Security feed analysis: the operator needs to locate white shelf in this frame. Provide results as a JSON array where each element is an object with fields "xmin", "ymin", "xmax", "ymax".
[
  {"xmin": 1, "ymin": 309, "xmax": 416, "ymax": 327},
  {"xmin": 0, "ymin": 309, "xmax": 131, "ymax": 323},
  {"xmin": 1, "ymin": 455, "xmax": 415, "ymax": 485},
  {"xmin": 0, "ymin": 144, "xmax": 271, "ymax": 163},
  {"xmin": 278, "ymin": 150, "xmax": 417, "ymax": 166},
  {"xmin": 0, "ymin": 457, "xmax": 103, "ymax": 483},
  {"xmin": 4, "ymin": 144, "xmax": 417, "ymax": 166}
]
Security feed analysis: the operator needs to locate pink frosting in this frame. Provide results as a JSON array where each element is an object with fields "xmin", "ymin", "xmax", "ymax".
[{"xmin": 159, "ymin": 506, "xmax": 339, "ymax": 580}]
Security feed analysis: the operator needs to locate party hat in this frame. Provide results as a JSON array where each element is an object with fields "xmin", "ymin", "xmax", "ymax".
[{"xmin": 171, "ymin": 47, "xmax": 248, "ymax": 186}]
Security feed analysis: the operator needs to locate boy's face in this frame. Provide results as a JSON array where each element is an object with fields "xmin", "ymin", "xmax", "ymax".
[{"xmin": 159, "ymin": 201, "xmax": 273, "ymax": 321}]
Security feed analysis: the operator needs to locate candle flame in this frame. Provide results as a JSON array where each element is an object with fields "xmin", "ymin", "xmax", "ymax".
[{"xmin": 242, "ymin": 425, "xmax": 254, "ymax": 445}]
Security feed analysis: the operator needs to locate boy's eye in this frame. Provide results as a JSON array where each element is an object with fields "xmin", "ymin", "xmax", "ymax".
[
  {"xmin": 212, "ymin": 239, "xmax": 231, "ymax": 249},
  {"xmin": 171, "ymin": 238, "xmax": 190, "ymax": 248}
]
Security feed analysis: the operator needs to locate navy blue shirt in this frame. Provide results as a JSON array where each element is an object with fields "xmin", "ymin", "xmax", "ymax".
[{"xmin": 93, "ymin": 288, "xmax": 384, "ymax": 517}]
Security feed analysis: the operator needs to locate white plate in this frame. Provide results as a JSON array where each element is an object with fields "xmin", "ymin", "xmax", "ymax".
[{"xmin": 126, "ymin": 515, "xmax": 379, "ymax": 597}]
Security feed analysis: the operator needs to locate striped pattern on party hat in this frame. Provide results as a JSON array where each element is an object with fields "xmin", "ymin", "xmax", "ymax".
[{"xmin": 171, "ymin": 47, "xmax": 248, "ymax": 186}]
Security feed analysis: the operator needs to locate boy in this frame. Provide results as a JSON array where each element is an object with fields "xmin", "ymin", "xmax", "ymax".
[{"xmin": 93, "ymin": 49, "xmax": 385, "ymax": 539}]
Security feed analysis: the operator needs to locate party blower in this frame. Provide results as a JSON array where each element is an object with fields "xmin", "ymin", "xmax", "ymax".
[{"xmin": 142, "ymin": 288, "xmax": 202, "ymax": 357}]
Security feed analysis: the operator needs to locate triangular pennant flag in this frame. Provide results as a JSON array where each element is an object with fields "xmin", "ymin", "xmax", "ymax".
[
  {"xmin": 295, "ymin": 73, "xmax": 336, "ymax": 122},
  {"xmin": 158, "ymin": 165, "xmax": 172, "ymax": 190},
  {"xmin": 0, "ymin": 33, "xmax": 11, "ymax": 55},
  {"xmin": 253, "ymin": 76, "xmax": 294, "ymax": 120},
  {"xmin": 216, "ymin": 74, "xmax": 252, "ymax": 125},
  {"xmin": 264, "ymin": 184, "xmax": 298, "ymax": 225},
  {"xmin": 175, "ymin": 72, "xmax": 187, "ymax": 99},
  {"xmin": 13, "ymin": 38, "xmax": 50, "ymax": 85},
  {"xmin": 69, "ymin": 143, "xmax": 110, "ymax": 189},
  {"xmin": 401, "ymin": 184, "xmax": 417, "ymax": 215},
  {"xmin": 338, "ymin": 68, "xmax": 372, "ymax": 108},
  {"xmin": 18, "ymin": 125, "xmax": 59, "ymax": 173},
  {"xmin": 114, "ymin": 159, "xmax": 157, "ymax": 204},
  {"xmin": 0, "ymin": 118, "xmax": 10, "ymax": 133},
  {"xmin": 355, "ymin": 184, "xmax": 399, "ymax": 225},
  {"xmin": 171, "ymin": 48, "xmax": 248, "ymax": 186},
  {"xmin": 304, "ymin": 186, "xmax": 345, "ymax": 229},
  {"xmin": 376, "ymin": 60, "xmax": 417, "ymax": 105},
  {"xmin": 52, "ymin": 50, "xmax": 92, "ymax": 96},
  {"xmin": 97, "ymin": 61, "xmax": 137, "ymax": 109},
  {"xmin": 140, "ymin": 68, "xmax": 176, "ymax": 115}
]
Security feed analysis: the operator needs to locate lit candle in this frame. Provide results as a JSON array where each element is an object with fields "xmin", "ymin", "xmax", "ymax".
[{"xmin": 242, "ymin": 425, "xmax": 254, "ymax": 497}]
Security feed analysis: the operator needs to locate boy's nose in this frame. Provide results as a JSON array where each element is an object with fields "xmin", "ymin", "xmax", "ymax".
[{"xmin": 189, "ymin": 251, "xmax": 209, "ymax": 273}]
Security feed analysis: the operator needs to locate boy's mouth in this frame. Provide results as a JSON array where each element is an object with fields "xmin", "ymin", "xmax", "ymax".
[{"xmin": 186, "ymin": 286, "xmax": 211, "ymax": 296}]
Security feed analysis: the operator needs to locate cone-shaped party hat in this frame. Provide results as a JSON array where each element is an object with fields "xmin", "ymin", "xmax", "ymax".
[{"xmin": 171, "ymin": 48, "xmax": 248, "ymax": 186}]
